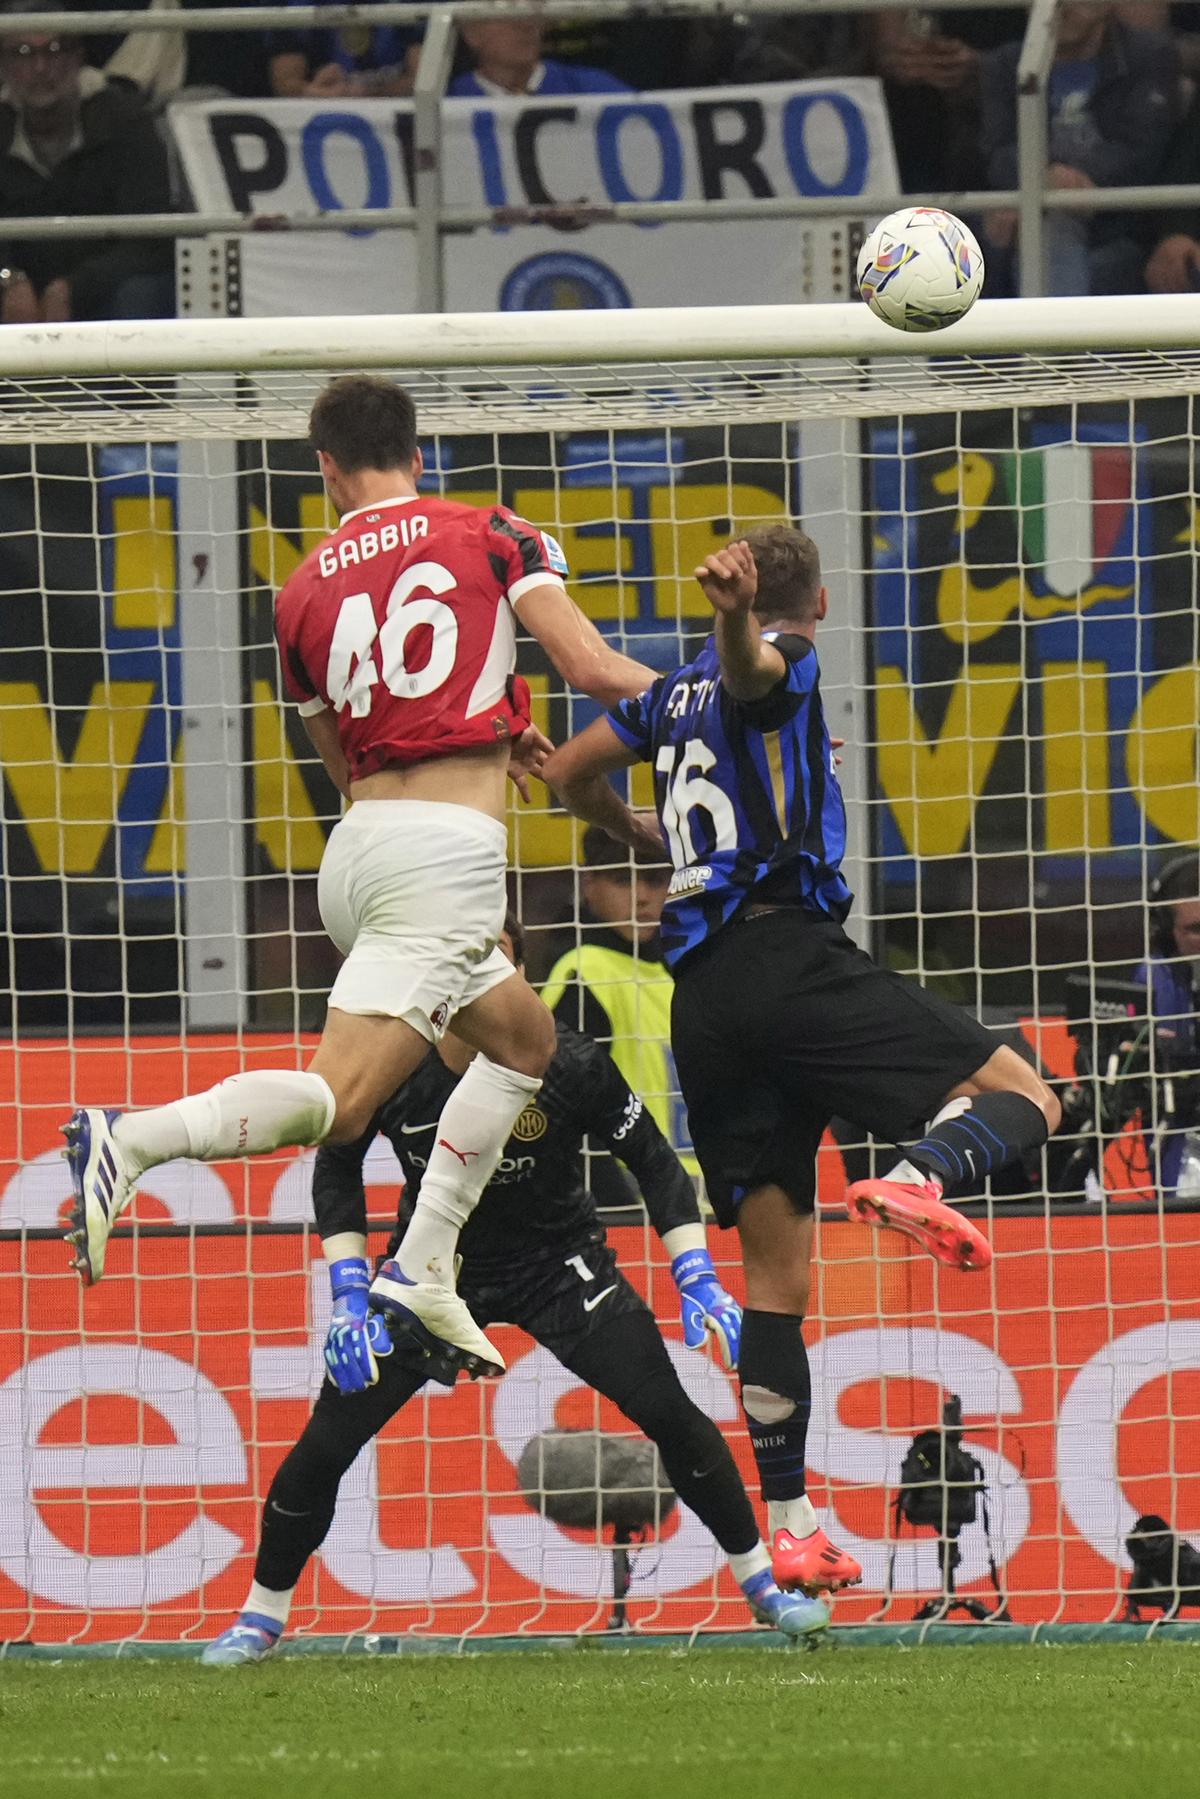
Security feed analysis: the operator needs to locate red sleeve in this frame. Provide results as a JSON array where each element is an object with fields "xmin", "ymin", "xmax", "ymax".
[
  {"xmin": 487, "ymin": 506, "xmax": 569, "ymax": 606},
  {"xmin": 274, "ymin": 579, "xmax": 323, "ymax": 713}
]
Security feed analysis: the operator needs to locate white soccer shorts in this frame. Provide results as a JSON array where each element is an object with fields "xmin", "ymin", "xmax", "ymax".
[{"xmin": 317, "ymin": 798, "xmax": 514, "ymax": 1042}]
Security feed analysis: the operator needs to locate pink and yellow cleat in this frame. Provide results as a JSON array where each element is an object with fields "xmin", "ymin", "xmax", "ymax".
[
  {"xmin": 772, "ymin": 1527, "xmax": 863, "ymax": 1596},
  {"xmin": 845, "ymin": 1177, "xmax": 992, "ymax": 1273}
]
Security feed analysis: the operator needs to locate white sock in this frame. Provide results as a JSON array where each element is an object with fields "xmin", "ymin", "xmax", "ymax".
[
  {"xmin": 113, "ymin": 1071, "xmax": 336, "ymax": 1175},
  {"xmin": 768, "ymin": 1495, "xmax": 820, "ymax": 1539},
  {"xmin": 396, "ymin": 1056, "xmax": 542, "ymax": 1286},
  {"xmin": 728, "ymin": 1543, "xmax": 772, "ymax": 1586},
  {"xmin": 883, "ymin": 1156, "xmax": 939, "ymax": 1192},
  {"xmin": 245, "ymin": 1580, "xmax": 293, "ymax": 1630}
]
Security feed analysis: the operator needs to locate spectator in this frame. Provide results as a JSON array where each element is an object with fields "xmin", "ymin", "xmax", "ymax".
[
  {"xmin": 981, "ymin": 2, "xmax": 1179, "ymax": 295},
  {"xmin": 689, "ymin": 11, "xmax": 870, "ymax": 88},
  {"xmin": 73, "ymin": 0, "xmax": 271, "ymax": 107},
  {"xmin": 0, "ymin": 3, "xmax": 174, "ymax": 323},
  {"xmin": 545, "ymin": 12, "xmax": 692, "ymax": 91},
  {"xmin": 872, "ymin": 7, "xmax": 1018, "ymax": 191},
  {"xmin": 449, "ymin": 13, "xmax": 632, "ymax": 97},
  {"xmin": 1144, "ymin": 81, "xmax": 1200, "ymax": 289},
  {"xmin": 268, "ymin": 0, "xmax": 418, "ymax": 99},
  {"xmin": 541, "ymin": 823, "xmax": 690, "ymax": 1199}
]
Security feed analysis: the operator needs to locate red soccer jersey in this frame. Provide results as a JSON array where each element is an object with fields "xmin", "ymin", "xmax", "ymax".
[{"xmin": 274, "ymin": 495, "xmax": 567, "ymax": 778}]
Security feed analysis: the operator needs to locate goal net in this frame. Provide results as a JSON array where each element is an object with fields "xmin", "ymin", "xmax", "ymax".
[{"xmin": 2, "ymin": 298, "xmax": 1199, "ymax": 1647}]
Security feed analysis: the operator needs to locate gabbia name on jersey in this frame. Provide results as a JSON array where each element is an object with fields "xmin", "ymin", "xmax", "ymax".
[{"xmin": 274, "ymin": 495, "xmax": 568, "ymax": 778}]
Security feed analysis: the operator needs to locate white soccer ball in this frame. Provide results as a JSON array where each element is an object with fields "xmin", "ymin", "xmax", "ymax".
[{"xmin": 856, "ymin": 207, "xmax": 985, "ymax": 333}]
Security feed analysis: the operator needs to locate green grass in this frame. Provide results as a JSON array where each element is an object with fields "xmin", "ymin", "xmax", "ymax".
[{"xmin": 1, "ymin": 1644, "xmax": 1195, "ymax": 1799}]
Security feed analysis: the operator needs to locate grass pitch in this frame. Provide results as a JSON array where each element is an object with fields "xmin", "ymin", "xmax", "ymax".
[{"xmin": 2, "ymin": 1642, "xmax": 1194, "ymax": 1799}]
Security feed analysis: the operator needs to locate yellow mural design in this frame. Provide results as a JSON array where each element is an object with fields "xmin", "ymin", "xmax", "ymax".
[
  {"xmin": 0, "ymin": 681, "xmax": 154, "ymax": 872},
  {"xmin": 874, "ymin": 665, "xmax": 1022, "ymax": 858},
  {"xmin": 250, "ymin": 679, "xmax": 330, "ymax": 872},
  {"xmin": 111, "ymin": 496, "xmax": 177, "ymax": 632},
  {"xmin": 1127, "ymin": 665, "xmax": 1200, "ymax": 846},
  {"xmin": 932, "ymin": 454, "xmax": 1131, "ymax": 644}
]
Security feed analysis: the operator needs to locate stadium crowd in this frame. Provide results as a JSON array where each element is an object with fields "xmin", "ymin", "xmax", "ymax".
[{"xmin": 6, "ymin": 2, "xmax": 1200, "ymax": 316}]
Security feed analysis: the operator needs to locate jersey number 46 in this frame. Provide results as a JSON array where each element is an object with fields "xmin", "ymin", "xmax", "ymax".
[{"xmin": 327, "ymin": 562, "xmax": 459, "ymax": 717}]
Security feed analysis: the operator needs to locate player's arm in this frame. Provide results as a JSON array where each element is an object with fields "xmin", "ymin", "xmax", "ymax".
[
  {"xmin": 696, "ymin": 540, "xmax": 789, "ymax": 702},
  {"xmin": 312, "ymin": 1116, "xmax": 393, "ymax": 1395},
  {"xmin": 516, "ymin": 583, "xmax": 655, "ymax": 706},
  {"xmin": 487, "ymin": 505, "xmax": 653, "ymax": 705},
  {"xmin": 543, "ymin": 717, "xmax": 667, "ymax": 861},
  {"xmin": 274, "ymin": 583, "xmax": 351, "ymax": 799},
  {"xmin": 301, "ymin": 706, "xmax": 351, "ymax": 801},
  {"xmin": 577, "ymin": 1034, "xmax": 743, "ymax": 1371}
]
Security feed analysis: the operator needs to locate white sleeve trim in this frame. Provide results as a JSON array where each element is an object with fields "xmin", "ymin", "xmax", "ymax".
[
  {"xmin": 296, "ymin": 694, "xmax": 329, "ymax": 718},
  {"xmin": 508, "ymin": 570, "xmax": 566, "ymax": 608}
]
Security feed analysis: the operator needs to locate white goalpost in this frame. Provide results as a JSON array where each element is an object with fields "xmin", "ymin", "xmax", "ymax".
[{"xmin": 2, "ymin": 296, "xmax": 1199, "ymax": 1647}]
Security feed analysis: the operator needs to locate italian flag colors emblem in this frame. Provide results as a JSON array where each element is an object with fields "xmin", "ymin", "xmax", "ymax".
[{"xmin": 1001, "ymin": 442, "xmax": 1133, "ymax": 597}]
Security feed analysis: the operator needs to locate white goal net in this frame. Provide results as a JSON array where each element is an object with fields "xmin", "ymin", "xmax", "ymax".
[{"xmin": 2, "ymin": 299, "xmax": 1199, "ymax": 1646}]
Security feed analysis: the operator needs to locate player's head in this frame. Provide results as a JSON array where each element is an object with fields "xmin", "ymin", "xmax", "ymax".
[
  {"xmin": 742, "ymin": 524, "xmax": 827, "ymax": 631},
  {"xmin": 308, "ymin": 376, "xmax": 423, "ymax": 513},
  {"xmin": 1150, "ymin": 853, "xmax": 1200, "ymax": 961},
  {"xmin": 499, "ymin": 908, "xmax": 526, "ymax": 970},
  {"xmin": 581, "ymin": 821, "xmax": 672, "ymax": 947}
]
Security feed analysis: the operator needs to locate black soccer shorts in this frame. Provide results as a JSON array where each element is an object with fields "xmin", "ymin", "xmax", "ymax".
[
  {"xmin": 671, "ymin": 907, "xmax": 998, "ymax": 1227},
  {"xmin": 460, "ymin": 1241, "xmax": 651, "ymax": 1365}
]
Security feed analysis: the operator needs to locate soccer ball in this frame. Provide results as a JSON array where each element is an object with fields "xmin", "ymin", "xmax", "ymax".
[{"xmin": 856, "ymin": 208, "xmax": 984, "ymax": 333}]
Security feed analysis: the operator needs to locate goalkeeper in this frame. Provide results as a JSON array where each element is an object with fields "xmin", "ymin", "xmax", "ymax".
[{"xmin": 203, "ymin": 914, "xmax": 828, "ymax": 1663}]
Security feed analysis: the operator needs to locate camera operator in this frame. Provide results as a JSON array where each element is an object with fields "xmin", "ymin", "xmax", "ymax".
[{"xmin": 1132, "ymin": 853, "xmax": 1200, "ymax": 1195}]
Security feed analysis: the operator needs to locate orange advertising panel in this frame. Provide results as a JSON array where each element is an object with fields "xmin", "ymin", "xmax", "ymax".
[{"xmin": 3, "ymin": 1210, "xmax": 1199, "ymax": 1644}]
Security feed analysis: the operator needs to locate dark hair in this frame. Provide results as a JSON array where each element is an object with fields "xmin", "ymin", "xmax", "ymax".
[
  {"xmin": 502, "ymin": 908, "xmax": 525, "ymax": 967},
  {"xmin": 743, "ymin": 523, "xmax": 823, "ymax": 623},
  {"xmin": 308, "ymin": 375, "xmax": 419, "ymax": 474},
  {"xmin": 1154, "ymin": 854, "xmax": 1200, "ymax": 909},
  {"xmin": 582, "ymin": 822, "xmax": 670, "ymax": 872}
]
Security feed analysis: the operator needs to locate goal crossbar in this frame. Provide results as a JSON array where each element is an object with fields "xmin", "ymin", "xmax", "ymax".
[{"xmin": 6, "ymin": 297, "xmax": 1200, "ymax": 443}]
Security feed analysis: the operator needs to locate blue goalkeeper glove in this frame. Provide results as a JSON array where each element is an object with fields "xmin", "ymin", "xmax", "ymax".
[
  {"xmin": 671, "ymin": 1247, "xmax": 742, "ymax": 1371},
  {"xmin": 324, "ymin": 1257, "xmax": 393, "ymax": 1394}
]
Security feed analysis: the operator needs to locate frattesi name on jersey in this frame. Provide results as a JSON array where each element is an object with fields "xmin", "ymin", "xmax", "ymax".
[{"xmin": 318, "ymin": 515, "xmax": 429, "ymax": 578}]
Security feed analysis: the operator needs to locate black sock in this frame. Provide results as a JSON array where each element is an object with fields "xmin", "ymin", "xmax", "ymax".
[
  {"xmin": 625, "ymin": 1383, "xmax": 760, "ymax": 1556},
  {"xmin": 906, "ymin": 1092, "xmax": 1048, "ymax": 1196},
  {"xmin": 569, "ymin": 1310, "xmax": 761, "ymax": 1556},
  {"xmin": 254, "ymin": 1367, "xmax": 425, "ymax": 1593},
  {"xmin": 738, "ymin": 1310, "xmax": 811, "ymax": 1502},
  {"xmin": 254, "ymin": 1443, "xmax": 343, "ymax": 1593}
]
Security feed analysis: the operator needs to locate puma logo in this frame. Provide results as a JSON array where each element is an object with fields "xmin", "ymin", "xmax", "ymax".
[{"xmin": 438, "ymin": 1139, "xmax": 479, "ymax": 1166}]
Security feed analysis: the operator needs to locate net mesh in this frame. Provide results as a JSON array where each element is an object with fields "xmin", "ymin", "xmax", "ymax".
[
  {"xmin": 1, "ymin": 344, "xmax": 1199, "ymax": 1645},
  {"xmin": 6, "ymin": 342, "xmax": 1200, "ymax": 442}
]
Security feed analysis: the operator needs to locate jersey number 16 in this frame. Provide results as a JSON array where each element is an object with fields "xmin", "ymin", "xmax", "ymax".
[{"xmin": 655, "ymin": 740, "xmax": 737, "ymax": 867}]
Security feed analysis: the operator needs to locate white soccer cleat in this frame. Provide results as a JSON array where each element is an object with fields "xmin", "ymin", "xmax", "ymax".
[
  {"xmin": 369, "ymin": 1259, "xmax": 505, "ymax": 1382},
  {"xmin": 200, "ymin": 1618, "xmax": 281, "ymax": 1667},
  {"xmin": 61, "ymin": 1107, "xmax": 136, "ymax": 1287}
]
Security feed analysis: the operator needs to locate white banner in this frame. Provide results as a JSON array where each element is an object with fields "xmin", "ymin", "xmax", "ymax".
[{"xmin": 169, "ymin": 82, "xmax": 899, "ymax": 315}]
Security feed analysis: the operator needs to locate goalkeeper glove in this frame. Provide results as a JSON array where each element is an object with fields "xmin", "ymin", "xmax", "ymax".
[
  {"xmin": 671, "ymin": 1247, "xmax": 742, "ymax": 1371},
  {"xmin": 324, "ymin": 1257, "xmax": 393, "ymax": 1394}
]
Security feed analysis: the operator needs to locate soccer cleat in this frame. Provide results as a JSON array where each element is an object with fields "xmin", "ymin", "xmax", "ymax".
[
  {"xmin": 200, "ymin": 1615, "xmax": 281, "ymax": 1667},
  {"xmin": 61, "ymin": 1107, "xmax": 136, "ymax": 1287},
  {"xmin": 742, "ymin": 1569, "xmax": 830, "ymax": 1639},
  {"xmin": 772, "ymin": 1527, "xmax": 863, "ymax": 1596},
  {"xmin": 845, "ymin": 1177, "xmax": 993, "ymax": 1272},
  {"xmin": 369, "ymin": 1259, "xmax": 505, "ymax": 1383}
]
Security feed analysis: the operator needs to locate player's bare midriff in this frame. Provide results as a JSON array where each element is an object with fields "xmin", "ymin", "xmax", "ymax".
[{"xmin": 349, "ymin": 740, "xmax": 511, "ymax": 823}]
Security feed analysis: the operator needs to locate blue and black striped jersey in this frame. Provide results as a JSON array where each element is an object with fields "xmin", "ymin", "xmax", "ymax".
[{"xmin": 607, "ymin": 632, "xmax": 852, "ymax": 968}]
